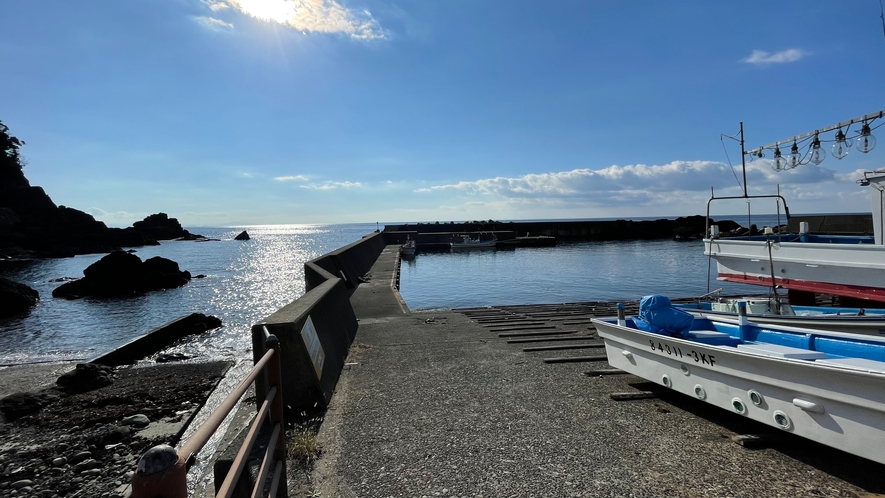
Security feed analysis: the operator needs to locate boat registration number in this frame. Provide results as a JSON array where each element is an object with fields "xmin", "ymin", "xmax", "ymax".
[{"xmin": 648, "ymin": 340, "xmax": 716, "ymax": 366}]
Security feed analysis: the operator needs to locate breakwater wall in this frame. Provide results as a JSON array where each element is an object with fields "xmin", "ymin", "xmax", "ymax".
[
  {"xmin": 252, "ymin": 231, "xmax": 386, "ymax": 415},
  {"xmin": 788, "ymin": 214, "xmax": 873, "ymax": 235},
  {"xmin": 384, "ymin": 215, "xmax": 739, "ymax": 242}
]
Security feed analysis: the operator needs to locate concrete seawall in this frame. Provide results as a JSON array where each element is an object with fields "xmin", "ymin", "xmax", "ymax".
[
  {"xmin": 384, "ymin": 215, "xmax": 739, "ymax": 243},
  {"xmin": 253, "ymin": 230, "xmax": 388, "ymax": 415}
]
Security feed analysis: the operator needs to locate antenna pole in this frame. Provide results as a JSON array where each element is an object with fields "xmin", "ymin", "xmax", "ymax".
[{"xmin": 740, "ymin": 122, "xmax": 747, "ymax": 197}]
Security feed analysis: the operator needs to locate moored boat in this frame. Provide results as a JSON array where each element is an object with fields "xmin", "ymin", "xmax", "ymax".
[
  {"xmin": 704, "ymin": 111, "xmax": 885, "ymax": 304},
  {"xmin": 592, "ymin": 295, "xmax": 885, "ymax": 465},
  {"xmin": 676, "ymin": 296, "xmax": 885, "ymax": 336},
  {"xmin": 450, "ymin": 233, "xmax": 497, "ymax": 250},
  {"xmin": 401, "ymin": 237, "xmax": 416, "ymax": 256}
]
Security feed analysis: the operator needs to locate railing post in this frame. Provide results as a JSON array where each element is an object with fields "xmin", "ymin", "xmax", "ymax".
[
  {"xmin": 265, "ymin": 333, "xmax": 288, "ymax": 495},
  {"xmin": 130, "ymin": 445, "xmax": 188, "ymax": 498}
]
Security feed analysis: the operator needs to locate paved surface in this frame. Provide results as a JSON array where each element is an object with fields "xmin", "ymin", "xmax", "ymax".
[{"xmin": 311, "ymin": 245, "xmax": 885, "ymax": 497}]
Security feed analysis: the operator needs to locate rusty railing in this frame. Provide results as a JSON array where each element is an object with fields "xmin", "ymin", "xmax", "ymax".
[{"xmin": 130, "ymin": 327, "xmax": 287, "ymax": 497}]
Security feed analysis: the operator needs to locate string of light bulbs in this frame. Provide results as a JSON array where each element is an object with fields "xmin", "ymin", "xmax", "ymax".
[{"xmin": 744, "ymin": 110, "xmax": 885, "ymax": 171}]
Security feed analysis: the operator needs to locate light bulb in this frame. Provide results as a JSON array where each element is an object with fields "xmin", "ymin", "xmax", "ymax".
[
  {"xmin": 858, "ymin": 122, "xmax": 876, "ymax": 153},
  {"xmin": 810, "ymin": 134, "xmax": 826, "ymax": 165},
  {"xmin": 773, "ymin": 146, "xmax": 787, "ymax": 171},
  {"xmin": 788, "ymin": 141, "xmax": 801, "ymax": 169},
  {"xmin": 832, "ymin": 128, "xmax": 849, "ymax": 159}
]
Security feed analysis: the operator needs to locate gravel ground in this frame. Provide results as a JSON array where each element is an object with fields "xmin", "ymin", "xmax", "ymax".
[
  {"xmin": 0, "ymin": 361, "xmax": 230, "ymax": 497},
  {"xmin": 313, "ymin": 311, "xmax": 884, "ymax": 498}
]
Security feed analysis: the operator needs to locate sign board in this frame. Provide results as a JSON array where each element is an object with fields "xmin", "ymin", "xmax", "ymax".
[{"xmin": 300, "ymin": 316, "xmax": 326, "ymax": 380}]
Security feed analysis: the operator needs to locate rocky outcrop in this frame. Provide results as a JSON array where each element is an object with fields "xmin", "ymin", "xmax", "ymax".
[
  {"xmin": 131, "ymin": 212, "xmax": 205, "ymax": 241},
  {"xmin": 51, "ymin": 251, "xmax": 191, "ymax": 299},
  {"xmin": 0, "ymin": 277, "xmax": 39, "ymax": 317},
  {"xmin": 234, "ymin": 230, "xmax": 250, "ymax": 241},
  {"xmin": 0, "ymin": 121, "xmax": 216, "ymax": 258},
  {"xmin": 0, "ymin": 182, "xmax": 159, "ymax": 258}
]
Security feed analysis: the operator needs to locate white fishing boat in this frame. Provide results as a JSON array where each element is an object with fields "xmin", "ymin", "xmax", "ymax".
[
  {"xmin": 592, "ymin": 295, "xmax": 885, "ymax": 465},
  {"xmin": 450, "ymin": 233, "xmax": 497, "ymax": 251},
  {"xmin": 676, "ymin": 296, "xmax": 885, "ymax": 336},
  {"xmin": 704, "ymin": 111, "xmax": 885, "ymax": 304},
  {"xmin": 401, "ymin": 236, "xmax": 416, "ymax": 256}
]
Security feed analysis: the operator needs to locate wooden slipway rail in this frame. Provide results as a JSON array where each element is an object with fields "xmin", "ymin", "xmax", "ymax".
[{"xmin": 454, "ymin": 301, "xmax": 641, "ymax": 373}]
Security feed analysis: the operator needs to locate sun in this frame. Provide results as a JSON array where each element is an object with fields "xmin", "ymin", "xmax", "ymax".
[{"xmin": 230, "ymin": 0, "xmax": 296, "ymax": 24}]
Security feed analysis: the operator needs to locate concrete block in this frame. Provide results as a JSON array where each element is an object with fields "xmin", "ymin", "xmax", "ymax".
[
  {"xmin": 252, "ymin": 278, "xmax": 357, "ymax": 416},
  {"xmin": 90, "ymin": 313, "xmax": 221, "ymax": 366}
]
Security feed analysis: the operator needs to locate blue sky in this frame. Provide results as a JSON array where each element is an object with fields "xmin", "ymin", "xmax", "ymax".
[{"xmin": 2, "ymin": 1, "xmax": 885, "ymax": 227}]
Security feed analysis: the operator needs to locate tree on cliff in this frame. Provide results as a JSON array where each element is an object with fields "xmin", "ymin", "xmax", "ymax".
[{"xmin": 0, "ymin": 119, "xmax": 29, "ymax": 188}]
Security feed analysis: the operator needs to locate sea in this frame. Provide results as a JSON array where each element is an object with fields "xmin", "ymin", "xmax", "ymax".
[{"xmin": 0, "ymin": 215, "xmax": 787, "ymax": 367}]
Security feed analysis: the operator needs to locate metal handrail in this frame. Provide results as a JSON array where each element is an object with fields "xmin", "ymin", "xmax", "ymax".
[{"xmin": 130, "ymin": 328, "xmax": 287, "ymax": 497}]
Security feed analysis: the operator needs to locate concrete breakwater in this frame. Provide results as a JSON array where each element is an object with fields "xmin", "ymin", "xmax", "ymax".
[{"xmin": 383, "ymin": 215, "xmax": 740, "ymax": 249}]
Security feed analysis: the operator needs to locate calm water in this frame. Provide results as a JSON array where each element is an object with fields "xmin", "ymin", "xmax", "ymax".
[
  {"xmin": 398, "ymin": 239, "xmax": 751, "ymax": 310},
  {"xmin": 0, "ymin": 216, "xmax": 779, "ymax": 366}
]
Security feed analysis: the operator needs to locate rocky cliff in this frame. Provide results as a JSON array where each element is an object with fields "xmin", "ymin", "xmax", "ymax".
[{"xmin": 0, "ymin": 120, "xmax": 201, "ymax": 258}]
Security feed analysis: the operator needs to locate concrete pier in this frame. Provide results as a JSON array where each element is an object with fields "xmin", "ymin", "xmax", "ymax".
[{"xmin": 307, "ymin": 245, "xmax": 885, "ymax": 497}]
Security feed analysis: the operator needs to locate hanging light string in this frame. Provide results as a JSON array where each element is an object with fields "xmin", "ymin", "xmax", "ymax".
[{"xmin": 744, "ymin": 110, "xmax": 885, "ymax": 171}]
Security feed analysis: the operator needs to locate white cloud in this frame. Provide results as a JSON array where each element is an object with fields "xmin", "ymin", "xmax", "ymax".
[
  {"xmin": 225, "ymin": 0, "xmax": 385, "ymax": 40},
  {"xmin": 204, "ymin": 0, "xmax": 231, "ymax": 11},
  {"xmin": 196, "ymin": 16, "xmax": 234, "ymax": 30},
  {"xmin": 274, "ymin": 174, "xmax": 309, "ymax": 182},
  {"xmin": 300, "ymin": 181, "xmax": 362, "ymax": 190},
  {"xmin": 412, "ymin": 160, "xmax": 846, "ymax": 212},
  {"xmin": 742, "ymin": 49, "xmax": 809, "ymax": 65}
]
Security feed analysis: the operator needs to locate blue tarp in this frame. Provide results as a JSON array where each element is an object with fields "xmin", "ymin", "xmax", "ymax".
[{"xmin": 634, "ymin": 294, "xmax": 694, "ymax": 337}]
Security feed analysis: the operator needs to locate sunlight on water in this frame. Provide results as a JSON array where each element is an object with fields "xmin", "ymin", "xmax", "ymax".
[{"xmin": 0, "ymin": 223, "xmax": 375, "ymax": 365}]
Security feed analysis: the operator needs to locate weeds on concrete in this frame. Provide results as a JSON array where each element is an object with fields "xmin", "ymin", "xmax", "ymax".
[{"xmin": 288, "ymin": 428, "xmax": 322, "ymax": 465}]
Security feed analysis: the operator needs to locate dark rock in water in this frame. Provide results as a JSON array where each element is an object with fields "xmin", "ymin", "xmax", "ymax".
[
  {"xmin": 234, "ymin": 230, "xmax": 250, "ymax": 241},
  {"xmin": 155, "ymin": 352, "xmax": 192, "ymax": 363},
  {"xmin": 0, "ymin": 390, "xmax": 60, "ymax": 421},
  {"xmin": 56, "ymin": 363, "xmax": 116, "ymax": 393},
  {"xmin": 132, "ymin": 213, "xmax": 205, "ymax": 241},
  {"xmin": 0, "ymin": 277, "xmax": 39, "ymax": 317},
  {"xmin": 48, "ymin": 276, "xmax": 77, "ymax": 283},
  {"xmin": 194, "ymin": 274, "xmax": 207, "ymax": 278},
  {"xmin": 51, "ymin": 251, "xmax": 191, "ymax": 298}
]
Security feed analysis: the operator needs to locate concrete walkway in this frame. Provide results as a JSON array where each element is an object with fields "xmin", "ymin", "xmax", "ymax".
[{"xmin": 310, "ymin": 245, "xmax": 885, "ymax": 497}]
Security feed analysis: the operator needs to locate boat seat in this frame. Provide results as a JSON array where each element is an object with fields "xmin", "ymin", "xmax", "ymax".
[
  {"xmin": 815, "ymin": 357, "xmax": 885, "ymax": 373},
  {"xmin": 736, "ymin": 343, "xmax": 826, "ymax": 360},
  {"xmin": 686, "ymin": 331, "xmax": 741, "ymax": 346}
]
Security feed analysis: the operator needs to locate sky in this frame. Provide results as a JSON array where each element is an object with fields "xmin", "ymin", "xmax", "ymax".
[{"xmin": 2, "ymin": 0, "xmax": 885, "ymax": 227}]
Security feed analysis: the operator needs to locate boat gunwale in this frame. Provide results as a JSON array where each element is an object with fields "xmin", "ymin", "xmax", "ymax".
[{"xmin": 591, "ymin": 316, "xmax": 885, "ymax": 376}]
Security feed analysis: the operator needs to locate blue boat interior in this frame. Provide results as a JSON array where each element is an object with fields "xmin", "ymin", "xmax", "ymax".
[
  {"xmin": 719, "ymin": 233, "xmax": 875, "ymax": 244},
  {"xmin": 611, "ymin": 316, "xmax": 885, "ymax": 363}
]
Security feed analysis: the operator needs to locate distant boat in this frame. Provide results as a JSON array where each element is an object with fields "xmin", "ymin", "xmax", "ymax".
[
  {"xmin": 450, "ymin": 233, "xmax": 497, "ymax": 251},
  {"xmin": 401, "ymin": 237, "xmax": 416, "ymax": 256}
]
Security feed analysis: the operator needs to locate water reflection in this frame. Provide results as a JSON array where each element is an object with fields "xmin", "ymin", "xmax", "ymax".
[{"xmin": 0, "ymin": 224, "xmax": 376, "ymax": 365}]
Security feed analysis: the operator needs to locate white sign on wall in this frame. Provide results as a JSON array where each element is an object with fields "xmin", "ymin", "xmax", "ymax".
[{"xmin": 300, "ymin": 315, "xmax": 325, "ymax": 380}]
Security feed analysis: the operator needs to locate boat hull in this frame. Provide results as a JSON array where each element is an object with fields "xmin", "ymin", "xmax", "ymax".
[
  {"xmin": 593, "ymin": 318, "xmax": 885, "ymax": 464},
  {"xmin": 705, "ymin": 238, "xmax": 885, "ymax": 302},
  {"xmin": 450, "ymin": 242, "xmax": 496, "ymax": 250}
]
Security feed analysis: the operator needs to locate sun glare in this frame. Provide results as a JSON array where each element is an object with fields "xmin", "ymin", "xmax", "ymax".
[{"xmin": 231, "ymin": 0, "xmax": 296, "ymax": 24}]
